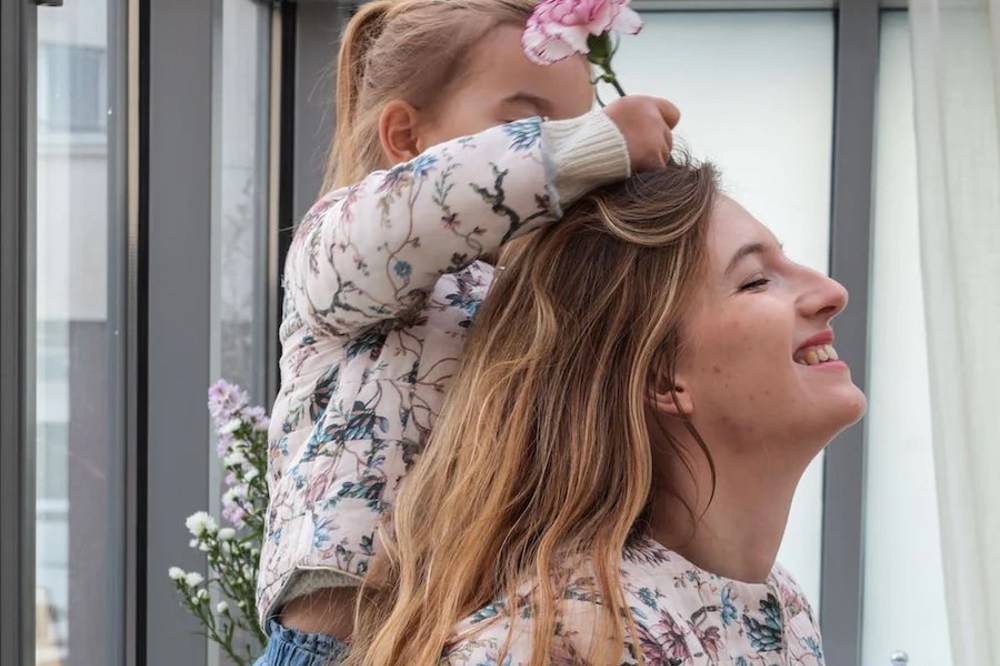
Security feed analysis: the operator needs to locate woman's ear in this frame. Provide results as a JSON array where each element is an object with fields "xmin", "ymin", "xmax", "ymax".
[
  {"xmin": 647, "ymin": 364, "xmax": 694, "ymax": 418},
  {"xmin": 378, "ymin": 100, "xmax": 423, "ymax": 166}
]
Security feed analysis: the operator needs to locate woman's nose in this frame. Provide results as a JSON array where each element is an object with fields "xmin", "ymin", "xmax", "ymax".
[{"xmin": 799, "ymin": 268, "xmax": 849, "ymax": 321}]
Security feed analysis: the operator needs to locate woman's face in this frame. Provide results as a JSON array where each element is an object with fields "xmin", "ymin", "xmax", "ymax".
[{"xmin": 672, "ymin": 197, "xmax": 866, "ymax": 462}]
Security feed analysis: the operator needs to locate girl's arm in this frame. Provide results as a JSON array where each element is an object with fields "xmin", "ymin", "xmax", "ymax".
[{"xmin": 286, "ymin": 111, "xmax": 629, "ymax": 335}]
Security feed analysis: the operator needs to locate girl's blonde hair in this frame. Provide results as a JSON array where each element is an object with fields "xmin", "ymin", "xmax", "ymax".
[
  {"xmin": 325, "ymin": 0, "xmax": 538, "ymax": 192},
  {"xmin": 346, "ymin": 159, "xmax": 720, "ymax": 666}
]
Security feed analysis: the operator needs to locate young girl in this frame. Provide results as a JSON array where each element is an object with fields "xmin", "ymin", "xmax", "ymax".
[{"xmin": 255, "ymin": 0, "xmax": 680, "ymax": 661}]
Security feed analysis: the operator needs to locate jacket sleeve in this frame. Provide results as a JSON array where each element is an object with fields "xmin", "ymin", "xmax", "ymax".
[{"xmin": 285, "ymin": 111, "xmax": 629, "ymax": 336}]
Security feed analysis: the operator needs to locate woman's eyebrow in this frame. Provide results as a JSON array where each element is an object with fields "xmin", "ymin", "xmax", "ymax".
[{"xmin": 724, "ymin": 242, "xmax": 775, "ymax": 276}]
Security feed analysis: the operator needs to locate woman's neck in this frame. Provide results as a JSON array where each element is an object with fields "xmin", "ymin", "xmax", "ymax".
[{"xmin": 646, "ymin": 433, "xmax": 804, "ymax": 583}]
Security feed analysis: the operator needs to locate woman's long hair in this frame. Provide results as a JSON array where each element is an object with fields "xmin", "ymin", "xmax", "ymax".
[{"xmin": 347, "ymin": 159, "xmax": 719, "ymax": 666}]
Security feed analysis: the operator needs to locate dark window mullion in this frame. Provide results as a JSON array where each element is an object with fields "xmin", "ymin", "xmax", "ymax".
[
  {"xmin": 821, "ymin": 1, "xmax": 880, "ymax": 665},
  {"xmin": 1, "ymin": 1, "xmax": 38, "ymax": 665}
]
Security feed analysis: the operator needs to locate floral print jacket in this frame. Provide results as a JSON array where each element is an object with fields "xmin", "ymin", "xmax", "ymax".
[
  {"xmin": 443, "ymin": 538, "xmax": 825, "ymax": 666},
  {"xmin": 257, "ymin": 112, "xmax": 630, "ymax": 625}
]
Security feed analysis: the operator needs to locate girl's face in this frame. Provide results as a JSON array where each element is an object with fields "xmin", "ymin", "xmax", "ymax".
[
  {"xmin": 671, "ymin": 197, "xmax": 866, "ymax": 464},
  {"xmin": 416, "ymin": 24, "xmax": 595, "ymax": 146}
]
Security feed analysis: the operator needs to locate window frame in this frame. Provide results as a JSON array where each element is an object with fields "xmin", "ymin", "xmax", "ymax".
[
  {"xmin": 1, "ymin": 0, "xmax": 139, "ymax": 663},
  {"xmin": 0, "ymin": 2, "xmax": 36, "ymax": 665},
  {"xmin": 143, "ymin": 0, "xmax": 284, "ymax": 665}
]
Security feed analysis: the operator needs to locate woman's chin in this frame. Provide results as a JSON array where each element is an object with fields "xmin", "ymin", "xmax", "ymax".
[{"xmin": 818, "ymin": 385, "xmax": 868, "ymax": 441}]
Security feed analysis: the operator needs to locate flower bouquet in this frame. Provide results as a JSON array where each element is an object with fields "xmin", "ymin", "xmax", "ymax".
[{"xmin": 167, "ymin": 380, "xmax": 270, "ymax": 664}]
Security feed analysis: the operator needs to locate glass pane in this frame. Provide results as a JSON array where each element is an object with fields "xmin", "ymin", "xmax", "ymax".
[
  {"xmin": 213, "ymin": 0, "xmax": 271, "ymax": 403},
  {"xmin": 863, "ymin": 11, "xmax": 953, "ymax": 666},
  {"xmin": 609, "ymin": 11, "xmax": 835, "ymax": 609},
  {"xmin": 34, "ymin": 1, "xmax": 124, "ymax": 664},
  {"xmin": 207, "ymin": 4, "xmax": 272, "ymax": 659}
]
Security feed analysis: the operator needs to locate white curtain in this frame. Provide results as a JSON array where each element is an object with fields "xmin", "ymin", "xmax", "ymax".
[{"xmin": 909, "ymin": 1, "xmax": 1000, "ymax": 664}]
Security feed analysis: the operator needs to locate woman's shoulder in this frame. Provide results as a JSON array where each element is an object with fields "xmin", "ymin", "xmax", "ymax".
[
  {"xmin": 441, "ymin": 542, "xmax": 698, "ymax": 665},
  {"xmin": 443, "ymin": 540, "xmax": 826, "ymax": 665},
  {"xmin": 622, "ymin": 540, "xmax": 825, "ymax": 664}
]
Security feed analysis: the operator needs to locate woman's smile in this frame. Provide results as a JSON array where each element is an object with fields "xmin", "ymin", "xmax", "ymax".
[{"xmin": 793, "ymin": 330, "xmax": 845, "ymax": 368}]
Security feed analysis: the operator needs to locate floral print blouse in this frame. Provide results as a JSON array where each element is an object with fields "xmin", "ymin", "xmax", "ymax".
[
  {"xmin": 256, "ymin": 112, "xmax": 630, "ymax": 625},
  {"xmin": 443, "ymin": 538, "xmax": 825, "ymax": 666}
]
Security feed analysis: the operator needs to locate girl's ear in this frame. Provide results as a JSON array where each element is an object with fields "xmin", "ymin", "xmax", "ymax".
[{"xmin": 378, "ymin": 99, "xmax": 423, "ymax": 166}]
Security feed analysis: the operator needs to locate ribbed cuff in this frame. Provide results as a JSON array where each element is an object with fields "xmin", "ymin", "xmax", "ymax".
[
  {"xmin": 280, "ymin": 568, "xmax": 361, "ymax": 607},
  {"xmin": 541, "ymin": 110, "xmax": 631, "ymax": 212}
]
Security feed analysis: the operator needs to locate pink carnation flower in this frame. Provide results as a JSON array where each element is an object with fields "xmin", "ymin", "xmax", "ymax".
[{"xmin": 522, "ymin": 0, "xmax": 642, "ymax": 65}]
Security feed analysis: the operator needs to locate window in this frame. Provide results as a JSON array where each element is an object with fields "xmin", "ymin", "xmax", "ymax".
[
  {"xmin": 863, "ymin": 11, "xmax": 953, "ymax": 666},
  {"xmin": 212, "ymin": 0, "xmax": 273, "ymax": 404},
  {"xmin": 1, "ymin": 3, "xmax": 934, "ymax": 664},
  {"xmin": 33, "ymin": 0, "xmax": 126, "ymax": 664},
  {"xmin": 38, "ymin": 44, "xmax": 108, "ymax": 134}
]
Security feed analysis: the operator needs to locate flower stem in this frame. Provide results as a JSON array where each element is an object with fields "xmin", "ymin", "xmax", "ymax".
[
  {"xmin": 601, "ymin": 63, "xmax": 627, "ymax": 98},
  {"xmin": 608, "ymin": 76, "xmax": 627, "ymax": 98}
]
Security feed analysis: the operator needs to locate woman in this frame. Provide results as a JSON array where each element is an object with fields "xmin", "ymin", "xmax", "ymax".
[{"xmin": 345, "ymin": 157, "xmax": 866, "ymax": 665}]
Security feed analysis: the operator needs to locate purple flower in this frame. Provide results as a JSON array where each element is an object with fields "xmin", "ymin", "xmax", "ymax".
[
  {"xmin": 222, "ymin": 504, "xmax": 246, "ymax": 529},
  {"xmin": 207, "ymin": 380, "xmax": 249, "ymax": 425},
  {"xmin": 244, "ymin": 405, "xmax": 270, "ymax": 432},
  {"xmin": 216, "ymin": 433, "xmax": 235, "ymax": 457}
]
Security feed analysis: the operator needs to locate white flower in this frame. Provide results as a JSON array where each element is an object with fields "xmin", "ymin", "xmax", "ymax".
[
  {"xmin": 185, "ymin": 511, "xmax": 218, "ymax": 537},
  {"xmin": 216, "ymin": 601, "xmax": 230, "ymax": 614},
  {"xmin": 218, "ymin": 527, "xmax": 236, "ymax": 541},
  {"xmin": 224, "ymin": 451, "xmax": 246, "ymax": 469},
  {"xmin": 189, "ymin": 538, "xmax": 199, "ymax": 548},
  {"xmin": 222, "ymin": 486, "xmax": 245, "ymax": 504},
  {"xmin": 198, "ymin": 542, "xmax": 210, "ymax": 552},
  {"xmin": 197, "ymin": 589, "xmax": 210, "ymax": 600},
  {"xmin": 219, "ymin": 418, "xmax": 242, "ymax": 435},
  {"xmin": 184, "ymin": 572, "xmax": 204, "ymax": 588},
  {"xmin": 243, "ymin": 468, "xmax": 259, "ymax": 482},
  {"xmin": 168, "ymin": 566, "xmax": 186, "ymax": 581}
]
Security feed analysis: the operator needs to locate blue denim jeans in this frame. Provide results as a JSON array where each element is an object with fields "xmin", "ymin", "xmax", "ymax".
[{"xmin": 253, "ymin": 619, "xmax": 349, "ymax": 666}]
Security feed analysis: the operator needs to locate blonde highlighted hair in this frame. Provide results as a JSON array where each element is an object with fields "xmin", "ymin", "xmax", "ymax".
[
  {"xmin": 346, "ymin": 159, "xmax": 720, "ymax": 666},
  {"xmin": 325, "ymin": 0, "xmax": 539, "ymax": 192}
]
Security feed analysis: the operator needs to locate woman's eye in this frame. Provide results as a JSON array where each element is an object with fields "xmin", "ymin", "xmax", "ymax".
[{"xmin": 739, "ymin": 278, "xmax": 771, "ymax": 292}]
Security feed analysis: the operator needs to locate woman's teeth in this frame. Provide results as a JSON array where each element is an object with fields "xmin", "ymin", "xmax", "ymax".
[{"xmin": 796, "ymin": 344, "xmax": 839, "ymax": 366}]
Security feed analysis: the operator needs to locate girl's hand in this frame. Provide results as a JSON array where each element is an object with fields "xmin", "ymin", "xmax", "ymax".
[{"xmin": 603, "ymin": 95, "xmax": 681, "ymax": 172}]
